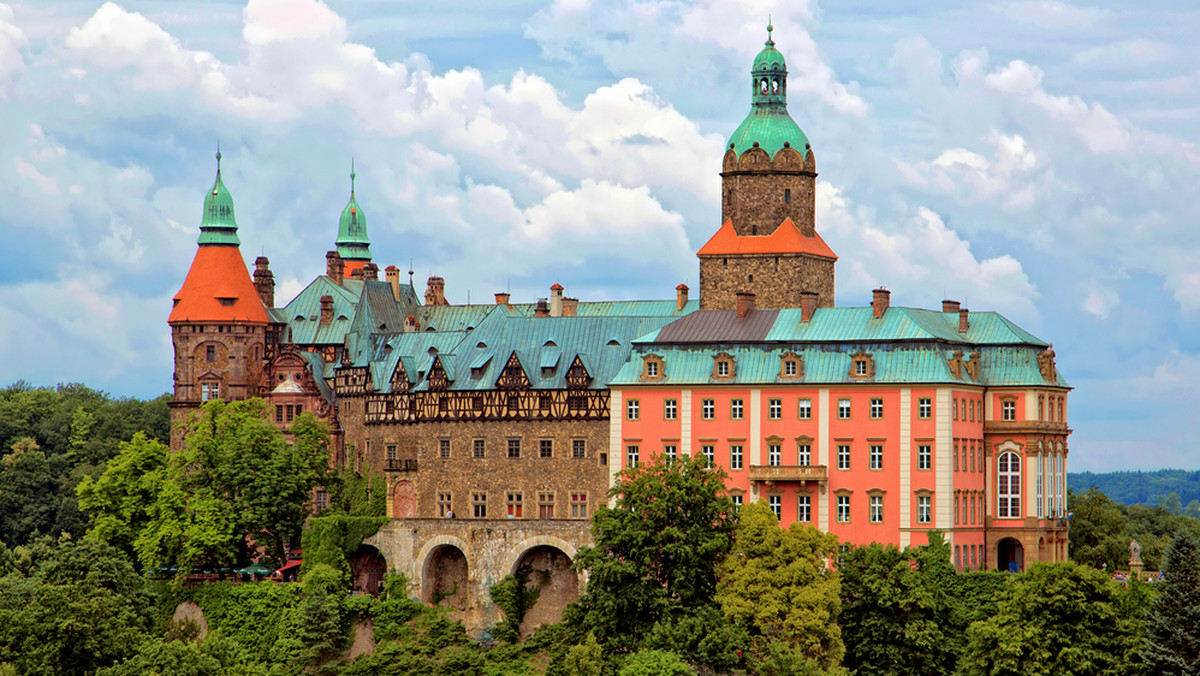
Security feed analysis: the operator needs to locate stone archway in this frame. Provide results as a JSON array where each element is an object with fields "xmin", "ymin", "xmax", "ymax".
[
  {"xmin": 348, "ymin": 544, "xmax": 387, "ymax": 595},
  {"xmin": 997, "ymin": 537, "xmax": 1025, "ymax": 573},
  {"xmin": 510, "ymin": 545, "xmax": 578, "ymax": 637},
  {"xmin": 392, "ymin": 480, "xmax": 416, "ymax": 518},
  {"xmin": 422, "ymin": 544, "xmax": 469, "ymax": 610}
]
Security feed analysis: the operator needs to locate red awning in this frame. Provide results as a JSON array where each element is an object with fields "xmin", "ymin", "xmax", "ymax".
[{"xmin": 276, "ymin": 559, "xmax": 302, "ymax": 574}]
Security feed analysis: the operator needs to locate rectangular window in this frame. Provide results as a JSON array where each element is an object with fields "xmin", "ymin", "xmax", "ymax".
[
  {"xmin": 472, "ymin": 493, "xmax": 487, "ymax": 518},
  {"xmin": 837, "ymin": 444, "xmax": 850, "ymax": 470},
  {"xmin": 315, "ymin": 489, "xmax": 328, "ymax": 512},
  {"xmin": 919, "ymin": 398, "xmax": 932, "ymax": 419},
  {"xmin": 953, "ymin": 398, "xmax": 958, "ymax": 420},
  {"xmin": 275, "ymin": 405, "xmax": 284, "ymax": 423},
  {"xmin": 768, "ymin": 398, "xmax": 782, "ymax": 419},
  {"xmin": 838, "ymin": 398, "xmax": 851, "ymax": 419},
  {"xmin": 969, "ymin": 400, "xmax": 975, "ymax": 422},
  {"xmin": 664, "ymin": 444, "xmax": 677, "ymax": 462},
  {"xmin": 798, "ymin": 398, "xmax": 812, "ymax": 419},
  {"xmin": 730, "ymin": 445, "xmax": 743, "ymax": 470},
  {"xmin": 646, "ymin": 362, "xmax": 658, "ymax": 377},
  {"xmin": 955, "ymin": 495, "xmax": 960, "ymax": 524},
  {"xmin": 918, "ymin": 444, "xmax": 932, "ymax": 470},
  {"xmin": 702, "ymin": 399, "xmax": 715, "ymax": 420},
  {"xmin": 797, "ymin": 495, "xmax": 811, "ymax": 522},
  {"xmin": 972, "ymin": 545, "xmax": 978, "ymax": 571},
  {"xmin": 918, "ymin": 495, "xmax": 932, "ymax": 524},
  {"xmin": 440, "ymin": 439, "xmax": 451, "ymax": 459},
  {"xmin": 784, "ymin": 360, "xmax": 796, "ymax": 376},
  {"xmin": 971, "ymin": 494, "xmax": 976, "ymax": 523},
  {"xmin": 954, "ymin": 443, "xmax": 960, "ymax": 471},
  {"xmin": 438, "ymin": 492, "xmax": 452, "ymax": 517},
  {"xmin": 473, "ymin": 439, "xmax": 485, "ymax": 458},
  {"xmin": 538, "ymin": 492, "xmax": 554, "ymax": 518},
  {"xmin": 870, "ymin": 444, "xmax": 883, "ymax": 470},
  {"xmin": 701, "ymin": 444, "xmax": 714, "ymax": 468},
  {"xmin": 855, "ymin": 359, "xmax": 868, "ymax": 375},
  {"xmin": 571, "ymin": 493, "xmax": 588, "ymax": 518},
  {"xmin": 768, "ymin": 495, "xmax": 781, "ymax": 520},
  {"xmin": 717, "ymin": 361, "xmax": 729, "ymax": 376},
  {"xmin": 539, "ymin": 439, "xmax": 553, "ymax": 458},
  {"xmin": 731, "ymin": 495, "xmax": 743, "ymax": 510},
  {"xmin": 664, "ymin": 399, "xmax": 677, "ymax": 420},
  {"xmin": 870, "ymin": 398, "xmax": 884, "ymax": 419},
  {"xmin": 627, "ymin": 445, "xmax": 639, "ymax": 468},
  {"xmin": 768, "ymin": 443, "xmax": 781, "ymax": 466},
  {"xmin": 507, "ymin": 493, "xmax": 523, "ymax": 518},
  {"xmin": 627, "ymin": 399, "xmax": 639, "ymax": 420},
  {"xmin": 386, "ymin": 444, "xmax": 397, "ymax": 461},
  {"xmin": 508, "ymin": 439, "xmax": 521, "ymax": 458},
  {"xmin": 797, "ymin": 444, "xmax": 811, "ymax": 466},
  {"xmin": 1002, "ymin": 400, "xmax": 1016, "ymax": 421},
  {"xmin": 970, "ymin": 442, "xmax": 976, "ymax": 472},
  {"xmin": 837, "ymin": 495, "xmax": 850, "ymax": 523},
  {"xmin": 572, "ymin": 439, "xmax": 586, "ymax": 458},
  {"xmin": 201, "ymin": 382, "xmax": 218, "ymax": 401},
  {"xmin": 870, "ymin": 495, "xmax": 883, "ymax": 523},
  {"xmin": 731, "ymin": 399, "xmax": 744, "ymax": 420},
  {"xmin": 206, "ymin": 345, "xmax": 216, "ymax": 362}
]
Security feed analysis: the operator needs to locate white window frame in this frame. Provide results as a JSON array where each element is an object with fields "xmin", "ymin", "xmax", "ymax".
[
  {"xmin": 730, "ymin": 445, "xmax": 743, "ymax": 470},
  {"xmin": 836, "ymin": 495, "xmax": 850, "ymax": 523},
  {"xmin": 768, "ymin": 495, "xmax": 781, "ymax": 519},
  {"xmin": 918, "ymin": 444, "xmax": 932, "ymax": 470},
  {"xmin": 627, "ymin": 399, "xmax": 639, "ymax": 420},
  {"xmin": 919, "ymin": 398, "xmax": 932, "ymax": 419},
  {"xmin": 869, "ymin": 495, "xmax": 883, "ymax": 523},
  {"xmin": 917, "ymin": 495, "xmax": 932, "ymax": 524},
  {"xmin": 701, "ymin": 445, "xmax": 714, "ymax": 468},
  {"xmin": 702, "ymin": 399, "xmax": 715, "ymax": 420},
  {"xmin": 664, "ymin": 399, "xmax": 677, "ymax": 420},
  {"xmin": 798, "ymin": 398, "xmax": 812, "ymax": 419},
  {"xmin": 731, "ymin": 399, "xmax": 744, "ymax": 420},
  {"xmin": 838, "ymin": 398, "xmax": 851, "ymax": 419},
  {"xmin": 627, "ymin": 445, "xmax": 639, "ymax": 468},
  {"xmin": 998, "ymin": 451, "xmax": 1021, "ymax": 518},
  {"xmin": 837, "ymin": 444, "xmax": 850, "ymax": 470},
  {"xmin": 768, "ymin": 443, "xmax": 781, "ymax": 466},
  {"xmin": 870, "ymin": 444, "xmax": 883, "ymax": 470},
  {"xmin": 768, "ymin": 398, "xmax": 782, "ymax": 419},
  {"xmin": 797, "ymin": 495, "xmax": 811, "ymax": 522},
  {"xmin": 797, "ymin": 444, "xmax": 811, "ymax": 466},
  {"xmin": 870, "ymin": 398, "xmax": 884, "ymax": 419}
]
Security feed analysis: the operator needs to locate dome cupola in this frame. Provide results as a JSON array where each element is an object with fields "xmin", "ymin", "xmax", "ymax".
[
  {"xmin": 727, "ymin": 22, "xmax": 810, "ymax": 160},
  {"xmin": 336, "ymin": 161, "xmax": 372, "ymax": 263},
  {"xmin": 197, "ymin": 149, "xmax": 241, "ymax": 246}
]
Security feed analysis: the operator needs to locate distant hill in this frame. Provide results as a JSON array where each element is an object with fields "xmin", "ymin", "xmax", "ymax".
[{"xmin": 1070, "ymin": 469, "xmax": 1200, "ymax": 511}]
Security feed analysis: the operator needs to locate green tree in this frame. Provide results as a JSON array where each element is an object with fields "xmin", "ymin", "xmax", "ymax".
[
  {"xmin": 619, "ymin": 649, "xmax": 694, "ymax": 676},
  {"xmin": 0, "ymin": 438, "xmax": 57, "ymax": 544},
  {"xmin": 566, "ymin": 454, "xmax": 742, "ymax": 669},
  {"xmin": 717, "ymin": 500, "xmax": 843, "ymax": 668},
  {"xmin": 77, "ymin": 432, "xmax": 171, "ymax": 564},
  {"xmin": 1069, "ymin": 487, "xmax": 1131, "ymax": 571},
  {"xmin": 1142, "ymin": 532, "xmax": 1200, "ymax": 674},
  {"xmin": 838, "ymin": 537, "xmax": 959, "ymax": 676},
  {"xmin": 959, "ymin": 561, "xmax": 1149, "ymax": 676}
]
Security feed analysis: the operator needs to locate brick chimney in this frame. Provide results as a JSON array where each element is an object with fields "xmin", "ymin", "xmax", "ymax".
[
  {"xmin": 350, "ymin": 267, "xmax": 364, "ymax": 280},
  {"xmin": 425, "ymin": 276, "xmax": 448, "ymax": 306},
  {"xmin": 385, "ymin": 265, "xmax": 401, "ymax": 301},
  {"xmin": 872, "ymin": 288, "xmax": 891, "ymax": 318},
  {"xmin": 362, "ymin": 262, "xmax": 379, "ymax": 281},
  {"xmin": 942, "ymin": 299, "xmax": 961, "ymax": 314},
  {"xmin": 326, "ymin": 251, "xmax": 344, "ymax": 280},
  {"xmin": 253, "ymin": 256, "xmax": 275, "ymax": 308},
  {"xmin": 800, "ymin": 291, "xmax": 818, "ymax": 323},
  {"xmin": 550, "ymin": 283, "xmax": 564, "ymax": 317},
  {"xmin": 535, "ymin": 299, "xmax": 550, "ymax": 317},
  {"xmin": 563, "ymin": 297, "xmax": 578, "ymax": 317},
  {"xmin": 959, "ymin": 308, "xmax": 970, "ymax": 333},
  {"xmin": 319, "ymin": 295, "xmax": 334, "ymax": 325},
  {"xmin": 494, "ymin": 292, "xmax": 511, "ymax": 307},
  {"xmin": 735, "ymin": 291, "xmax": 756, "ymax": 318},
  {"xmin": 676, "ymin": 283, "xmax": 689, "ymax": 311}
]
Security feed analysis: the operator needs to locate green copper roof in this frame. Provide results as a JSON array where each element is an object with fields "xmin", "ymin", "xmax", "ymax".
[
  {"xmin": 197, "ymin": 150, "xmax": 241, "ymax": 246},
  {"xmin": 336, "ymin": 163, "xmax": 371, "ymax": 261},
  {"xmin": 728, "ymin": 23, "xmax": 810, "ymax": 161}
]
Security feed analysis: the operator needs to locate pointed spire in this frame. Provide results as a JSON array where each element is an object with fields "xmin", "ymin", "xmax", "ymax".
[
  {"xmin": 198, "ymin": 145, "xmax": 240, "ymax": 246},
  {"xmin": 336, "ymin": 159, "xmax": 372, "ymax": 267},
  {"xmin": 766, "ymin": 16, "xmax": 774, "ymax": 45},
  {"xmin": 350, "ymin": 157, "xmax": 356, "ymax": 196}
]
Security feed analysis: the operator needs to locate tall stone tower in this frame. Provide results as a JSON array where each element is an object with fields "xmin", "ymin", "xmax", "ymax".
[
  {"xmin": 335, "ymin": 161, "xmax": 373, "ymax": 278},
  {"xmin": 168, "ymin": 150, "xmax": 270, "ymax": 436},
  {"xmin": 698, "ymin": 24, "xmax": 837, "ymax": 310}
]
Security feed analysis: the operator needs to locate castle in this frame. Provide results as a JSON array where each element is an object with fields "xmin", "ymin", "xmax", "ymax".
[{"xmin": 169, "ymin": 27, "xmax": 1071, "ymax": 631}]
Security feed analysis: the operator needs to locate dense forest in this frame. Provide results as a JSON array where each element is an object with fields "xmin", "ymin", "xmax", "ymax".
[
  {"xmin": 1070, "ymin": 469, "xmax": 1200, "ymax": 512},
  {"xmin": 2, "ymin": 382, "xmax": 1200, "ymax": 674}
]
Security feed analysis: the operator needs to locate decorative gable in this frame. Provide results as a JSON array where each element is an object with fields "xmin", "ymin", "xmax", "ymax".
[
  {"xmin": 641, "ymin": 354, "xmax": 665, "ymax": 381},
  {"xmin": 712, "ymin": 352, "xmax": 737, "ymax": 380},
  {"xmin": 566, "ymin": 356, "xmax": 592, "ymax": 389},
  {"xmin": 496, "ymin": 352, "xmax": 531, "ymax": 390},
  {"xmin": 390, "ymin": 360, "xmax": 410, "ymax": 393},
  {"xmin": 779, "ymin": 351, "xmax": 803, "ymax": 379},
  {"xmin": 427, "ymin": 357, "xmax": 451, "ymax": 392},
  {"xmin": 848, "ymin": 351, "xmax": 875, "ymax": 380}
]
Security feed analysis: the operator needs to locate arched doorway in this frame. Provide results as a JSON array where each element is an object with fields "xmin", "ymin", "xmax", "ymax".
[
  {"xmin": 422, "ymin": 544, "xmax": 468, "ymax": 610},
  {"xmin": 392, "ymin": 480, "xmax": 415, "ymax": 518},
  {"xmin": 997, "ymin": 537, "xmax": 1025, "ymax": 573},
  {"xmin": 511, "ymin": 545, "xmax": 578, "ymax": 637},
  {"xmin": 348, "ymin": 544, "xmax": 387, "ymax": 595}
]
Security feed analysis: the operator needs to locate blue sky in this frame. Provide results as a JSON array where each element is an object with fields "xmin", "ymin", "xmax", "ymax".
[{"xmin": 1, "ymin": 0, "xmax": 1197, "ymax": 472}]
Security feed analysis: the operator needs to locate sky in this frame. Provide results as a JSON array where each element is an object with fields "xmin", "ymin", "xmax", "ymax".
[{"xmin": 0, "ymin": 0, "xmax": 1197, "ymax": 472}]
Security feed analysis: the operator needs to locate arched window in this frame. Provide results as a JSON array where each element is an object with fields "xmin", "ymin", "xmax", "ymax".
[{"xmin": 997, "ymin": 451, "xmax": 1021, "ymax": 518}]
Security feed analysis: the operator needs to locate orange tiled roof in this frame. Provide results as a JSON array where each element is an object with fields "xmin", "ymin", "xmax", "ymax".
[
  {"xmin": 696, "ymin": 218, "xmax": 838, "ymax": 259},
  {"xmin": 169, "ymin": 246, "xmax": 270, "ymax": 323}
]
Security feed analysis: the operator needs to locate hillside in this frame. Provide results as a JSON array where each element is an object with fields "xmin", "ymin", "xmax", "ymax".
[{"xmin": 1070, "ymin": 469, "xmax": 1200, "ymax": 512}]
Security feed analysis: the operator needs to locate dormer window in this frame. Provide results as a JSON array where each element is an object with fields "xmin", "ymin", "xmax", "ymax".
[
  {"xmin": 780, "ymin": 351, "xmax": 803, "ymax": 379},
  {"xmin": 712, "ymin": 352, "xmax": 736, "ymax": 380},
  {"xmin": 641, "ymin": 354, "xmax": 665, "ymax": 381},
  {"xmin": 647, "ymin": 362, "xmax": 658, "ymax": 376},
  {"xmin": 849, "ymin": 351, "xmax": 874, "ymax": 380},
  {"xmin": 217, "ymin": 297, "xmax": 236, "ymax": 306}
]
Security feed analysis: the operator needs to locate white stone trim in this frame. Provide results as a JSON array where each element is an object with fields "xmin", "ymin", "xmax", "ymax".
[
  {"xmin": 900, "ymin": 388, "xmax": 912, "ymax": 547},
  {"xmin": 681, "ymin": 389, "xmax": 692, "ymax": 456}
]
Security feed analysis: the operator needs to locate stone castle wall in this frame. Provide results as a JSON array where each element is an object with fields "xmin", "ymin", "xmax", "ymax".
[{"xmin": 699, "ymin": 253, "xmax": 834, "ymax": 310}]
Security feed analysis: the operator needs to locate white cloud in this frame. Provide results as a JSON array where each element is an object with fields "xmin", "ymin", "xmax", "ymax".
[
  {"xmin": 14, "ymin": 156, "xmax": 59, "ymax": 194},
  {"xmin": 242, "ymin": 0, "xmax": 347, "ymax": 45},
  {"xmin": 0, "ymin": 3, "xmax": 27, "ymax": 97},
  {"xmin": 1080, "ymin": 284, "xmax": 1118, "ymax": 319},
  {"xmin": 999, "ymin": 1, "xmax": 1105, "ymax": 26},
  {"xmin": 896, "ymin": 130, "xmax": 1041, "ymax": 208}
]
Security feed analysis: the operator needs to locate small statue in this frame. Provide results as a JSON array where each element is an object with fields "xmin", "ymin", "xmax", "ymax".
[{"xmin": 1129, "ymin": 540, "xmax": 1143, "ymax": 566}]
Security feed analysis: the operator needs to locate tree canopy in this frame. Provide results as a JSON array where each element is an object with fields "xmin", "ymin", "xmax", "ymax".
[{"xmin": 1142, "ymin": 531, "xmax": 1200, "ymax": 674}]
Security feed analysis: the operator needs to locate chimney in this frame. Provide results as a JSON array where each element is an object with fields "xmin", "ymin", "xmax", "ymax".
[
  {"xmin": 385, "ymin": 265, "xmax": 401, "ymax": 301},
  {"xmin": 425, "ymin": 276, "xmax": 448, "ymax": 306},
  {"xmin": 872, "ymin": 288, "xmax": 891, "ymax": 318},
  {"xmin": 959, "ymin": 308, "xmax": 970, "ymax": 333},
  {"xmin": 494, "ymin": 292, "xmax": 511, "ymax": 307},
  {"xmin": 253, "ymin": 256, "xmax": 275, "ymax": 308},
  {"xmin": 942, "ymin": 299, "xmax": 961, "ymax": 314},
  {"xmin": 550, "ymin": 283, "xmax": 564, "ymax": 317},
  {"xmin": 363, "ymin": 262, "xmax": 379, "ymax": 281},
  {"xmin": 326, "ymin": 251, "xmax": 344, "ymax": 280},
  {"xmin": 563, "ymin": 297, "xmax": 578, "ymax": 317},
  {"xmin": 350, "ymin": 267, "xmax": 365, "ymax": 280},
  {"xmin": 404, "ymin": 314, "xmax": 419, "ymax": 332},
  {"xmin": 676, "ymin": 283, "xmax": 689, "ymax": 311},
  {"xmin": 735, "ymin": 291, "xmax": 756, "ymax": 318},
  {"xmin": 319, "ymin": 295, "xmax": 334, "ymax": 325},
  {"xmin": 800, "ymin": 291, "xmax": 818, "ymax": 323},
  {"xmin": 535, "ymin": 299, "xmax": 550, "ymax": 317}
]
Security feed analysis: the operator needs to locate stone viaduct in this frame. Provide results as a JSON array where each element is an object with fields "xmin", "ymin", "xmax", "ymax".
[{"xmin": 362, "ymin": 517, "xmax": 593, "ymax": 636}]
